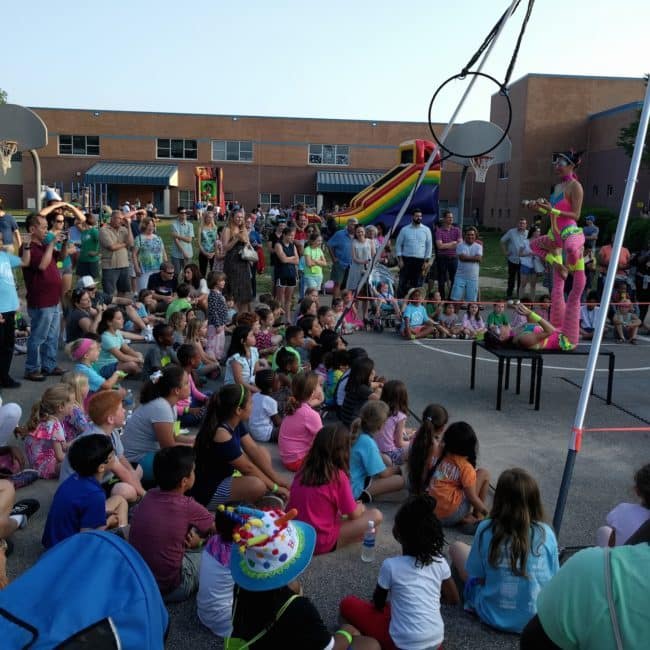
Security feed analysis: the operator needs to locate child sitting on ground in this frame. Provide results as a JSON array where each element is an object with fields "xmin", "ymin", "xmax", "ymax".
[
  {"xmin": 428, "ymin": 421, "xmax": 490, "ymax": 534},
  {"xmin": 597, "ymin": 462, "xmax": 650, "ymax": 547},
  {"xmin": 166, "ymin": 283, "xmax": 193, "ymax": 320},
  {"xmin": 206, "ymin": 271, "xmax": 229, "ymax": 362},
  {"xmin": 129, "ymin": 446, "xmax": 215, "ymax": 603},
  {"xmin": 175, "ymin": 343, "xmax": 211, "ymax": 428},
  {"xmin": 509, "ymin": 297, "xmax": 530, "ymax": 333},
  {"xmin": 401, "ymin": 288, "xmax": 436, "ymax": 339},
  {"xmin": 438, "ymin": 302, "xmax": 462, "ymax": 338},
  {"xmin": 255, "ymin": 306, "xmax": 283, "ymax": 358},
  {"xmin": 271, "ymin": 325, "xmax": 304, "ymax": 371},
  {"xmin": 460, "ymin": 303, "xmax": 487, "ymax": 340},
  {"xmin": 271, "ymin": 347, "xmax": 299, "ymax": 417},
  {"xmin": 299, "ymin": 315, "xmax": 323, "ymax": 363},
  {"xmin": 341, "ymin": 289, "xmax": 365, "ymax": 334},
  {"xmin": 340, "ymin": 494, "xmax": 460, "ymax": 650},
  {"xmin": 449, "ymin": 468, "xmax": 559, "ymax": 633},
  {"xmin": 42, "ymin": 433, "xmax": 129, "ymax": 549},
  {"xmin": 317, "ymin": 305, "xmax": 336, "ymax": 331},
  {"xmin": 288, "ymin": 423, "xmax": 383, "ymax": 555},
  {"xmin": 169, "ymin": 310, "xmax": 188, "ymax": 349},
  {"xmin": 323, "ymin": 349, "xmax": 350, "ymax": 408},
  {"xmin": 143, "ymin": 323, "xmax": 178, "ymax": 378},
  {"xmin": 22, "ymin": 385, "xmax": 73, "ymax": 479},
  {"xmin": 408, "ymin": 404, "xmax": 449, "ymax": 495},
  {"xmin": 375, "ymin": 380, "xmax": 413, "ymax": 466},
  {"xmin": 60, "ymin": 372, "xmax": 92, "ymax": 443},
  {"xmin": 350, "ymin": 401, "xmax": 405, "ymax": 503},
  {"xmin": 68, "ymin": 338, "xmax": 125, "ymax": 402},
  {"xmin": 248, "ymin": 369, "xmax": 281, "ymax": 443},
  {"xmin": 487, "ymin": 301, "xmax": 510, "ymax": 336},
  {"xmin": 185, "ymin": 317, "xmax": 221, "ymax": 378},
  {"xmin": 580, "ymin": 290, "xmax": 601, "ymax": 340},
  {"xmin": 339, "ymin": 357, "xmax": 383, "ymax": 427},
  {"xmin": 613, "ymin": 298, "xmax": 641, "ymax": 344},
  {"xmin": 59, "ymin": 390, "xmax": 145, "ymax": 503}
]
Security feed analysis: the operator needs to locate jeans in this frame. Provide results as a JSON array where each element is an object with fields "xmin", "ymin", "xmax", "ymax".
[
  {"xmin": 506, "ymin": 260, "xmax": 521, "ymax": 298},
  {"xmin": 450, "ymin": 276, "xmax": 479, "ymax": 302},
  {"xmin": 0, "ymin": 311, "xmax": 16, "ymax": 384},
  {"xmin": 26, "ymin": 305, "xmax": 61, "ymax": 374},
  {"xmin": 398, "ymin": 256, "xmax": 425, "ymax": 297},
  {"xmin": 435, "ymin": 255, "xmax": 458, "ymax": 300}
]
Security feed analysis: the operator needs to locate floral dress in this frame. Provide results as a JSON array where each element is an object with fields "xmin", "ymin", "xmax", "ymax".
[
  {"xmin": 24, "ymin": 418, "xmax": 66, "ymax": 479},
  {"xmin": 62, "ymin": 405, "xmax": 91, "ymax": 443}
]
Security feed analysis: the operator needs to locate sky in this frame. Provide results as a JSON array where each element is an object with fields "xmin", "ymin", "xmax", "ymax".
[{"xmin": 3, "ymin": 0, "xmax": 649, "ymax": 125}]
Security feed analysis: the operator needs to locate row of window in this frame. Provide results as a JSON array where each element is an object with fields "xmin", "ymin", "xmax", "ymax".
[
  {"xmin": 57, "ymin": 135, "xmax": 350, "ymax": 165},
  {"xmin": 177, "ymin": 190, "xmax": 315, "ymax": 210}
]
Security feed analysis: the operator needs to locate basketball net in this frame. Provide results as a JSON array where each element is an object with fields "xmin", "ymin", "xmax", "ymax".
[
  {"xmin": 469, "ymin": 155, "xmax": 493, "ymax": 183},
  {"xmin": 0, "ymin": 140, "xmax": 17, "ymax": 175}
]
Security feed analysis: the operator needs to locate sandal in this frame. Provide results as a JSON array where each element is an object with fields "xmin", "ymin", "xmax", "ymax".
[
  {"xmin": 630, "ymin": 338, "xmax": 638, "ymax": 345},
  {"xmin": 616, "ymin": 338, "xmax": 625, "ymax": 344}
]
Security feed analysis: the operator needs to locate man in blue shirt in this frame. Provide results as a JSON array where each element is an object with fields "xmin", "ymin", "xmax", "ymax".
[
  {"xmin": 327, "ymin": 217, "xmax": 358, "ymax": 298},
  {"xmin": 0, "ymin": 201, "xmax": 21, "ymax": 253},
  {"xmin": 395, "ymin": 209, "xmax": 432, "ymax": 297}
]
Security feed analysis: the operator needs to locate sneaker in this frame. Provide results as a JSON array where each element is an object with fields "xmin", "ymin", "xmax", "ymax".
[
  {"xmin": 9, "ymin": 469, "xmax": 39, "ymax": 489},
  {"xmin": 360, "ymin": 489, "xmax": 373, "ymax": 504},
  {"xmin": 13, "ymin": 343, "xmax": 27, "ymax": 355},
  {"xmin": 143, "ymin": 325, "xmax": 154, "ymax": 343},
  {"xmin": 10, "ymin": 498, "xmax": 40, "ymax": 526}
]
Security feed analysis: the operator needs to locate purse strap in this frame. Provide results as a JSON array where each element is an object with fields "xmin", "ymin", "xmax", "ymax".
[
  {"xmin": 229, "ymin": 592, "xmax": 300, "ymax": 649},
  {"xmin": 604, "ymin": 547, "xmax": 624, "ymax": 650}
]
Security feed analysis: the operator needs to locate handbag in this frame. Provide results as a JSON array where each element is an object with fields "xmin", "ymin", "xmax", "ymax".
[{"xmin": 240, "ymin": 244, "xmax": 259, "ymax": 263}]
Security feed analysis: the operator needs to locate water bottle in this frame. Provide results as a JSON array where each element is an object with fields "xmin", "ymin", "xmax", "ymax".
[
  {"xmin": 361, "ymin": 520, "xmax": 376, "ymax": 562},
  {"xmin": 123, "ymin": 389, "xmax": 134, "ymax": 409}
]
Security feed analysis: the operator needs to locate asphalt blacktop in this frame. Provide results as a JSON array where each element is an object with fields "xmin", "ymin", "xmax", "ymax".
[{"xmin": 4, "ymin": 321, "xmax": 650, "ymax": 649}]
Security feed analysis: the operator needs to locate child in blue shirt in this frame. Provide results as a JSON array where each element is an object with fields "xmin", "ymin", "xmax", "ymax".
[
  {"xmin": 67, "ymin": 338, "xmax": 124, "ymax": 399},
  {"xmin": 401, "ymin": 289, "xmax": 436, "ymax": 339},
  {"xmin": 42, "ymin": 433, "xmax": 128, "ymax": 549},
  {"xmin": 349, "ymin": 401, "xmax": 404, "ymax": 504}
]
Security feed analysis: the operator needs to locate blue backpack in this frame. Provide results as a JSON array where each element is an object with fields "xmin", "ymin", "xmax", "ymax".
[{"xmin": 0, "ymin": 531, "xmax": 168, "ymax": 649}]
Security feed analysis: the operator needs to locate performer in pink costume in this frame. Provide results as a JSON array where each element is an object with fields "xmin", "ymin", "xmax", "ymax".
[{"xmin": 527, "ymin": 150, "xmax": 585, "ymax": 281}]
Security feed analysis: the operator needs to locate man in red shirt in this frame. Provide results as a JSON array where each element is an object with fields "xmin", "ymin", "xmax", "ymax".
[{"xmin": 21, "ymin": 214, "xmax": 66, "ymax": 381}]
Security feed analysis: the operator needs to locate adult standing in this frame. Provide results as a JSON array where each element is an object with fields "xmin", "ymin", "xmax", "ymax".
[
  {"xmin": 274, "ymin": 227, "xmax": 300, "ymax": 319},
  {"xmin": 0, "ymin": 234, "xmax": 31, "ymax": 388},
  {"xmin": 133, "ymin": 217, "xmax": 167, "ymax": 291},
  {"xmin": 395, "ymin": 209, "xmax": 432, "ymax": 297},
  {"xmin": 500, "ymin": 218, "xmax": 528, "ymax": 299},
  {"xmin": 170, "ymin": 207, "xmax": 195, "ymax": 276},
  {"xmin": 450, "ymin": 227, "xmax": 483, "ymax": 302},
  {"xmin": 0, "ymin": 199, "xmax": 21, "ymax": 253},
  {"xmin": 197, "ymin": 210, "xmax": 220, "ymax": 276},
  {"xmin": 99, "ymin": 210, "xmax": 133, "ymax": 299},
  {"xmin": 76, "ymin": 213, "xmax": 100, "ymax": 280},
  {"xmin": 222, "ymin": 210, "xmax": 253, "ymax": 313},
  {"xmin": 582, "ymin": 214, "xmax": 599, "ymax": 254},
  {"xmin": 21, "ymin": 214, "xmax": 67, "ymax": 382},
  {"xmin": 268, "ymin": 220, "xmax": 286, "ymax": 298},
  {"xmin": 435, "ymin": 210, "xmax": 462, "ymax": 300},
  {"xmin": 327, "ymin": 218, "xmax": 358, "ymax": 298}
]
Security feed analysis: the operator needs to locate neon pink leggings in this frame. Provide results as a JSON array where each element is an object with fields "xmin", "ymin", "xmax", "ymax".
[
  {"xmin": 544, "ymin": 264, "xmax": 586, "ymax": 349},
  {"xmin": 529, "ymin": 231, "xmax": 585, "ymax": 268}
]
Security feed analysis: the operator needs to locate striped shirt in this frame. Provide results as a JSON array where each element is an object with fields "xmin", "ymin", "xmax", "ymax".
[{"xmin": 435, "ymin": 225, "xmax": 462, "ymax": 257}]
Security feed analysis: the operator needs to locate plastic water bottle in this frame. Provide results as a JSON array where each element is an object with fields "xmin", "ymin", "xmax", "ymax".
[
  {"xmin": 361, "ymin": 520, "xmax": 376, "ymax": 562},
  {"xmin": 123, "ymin": 389, "xmax": 134, "ymax": 409}
]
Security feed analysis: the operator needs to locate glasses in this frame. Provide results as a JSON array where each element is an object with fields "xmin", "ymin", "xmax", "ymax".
[
  {"xmin": 162, "ymin": 269, "xmax": 174, "ymax": 274},
  {"xmin": 55, "ymin": 219, "xmax": 65, "ymax": 224}
]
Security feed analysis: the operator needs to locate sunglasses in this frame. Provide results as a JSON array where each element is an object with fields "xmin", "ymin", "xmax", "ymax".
[
  {"xmin": 552, "ymin": 154, "xmax": 570, "ymax": 167},
  {"xmin": 55, "ymin": 219, "xmax": 65, "ymax": 224}
]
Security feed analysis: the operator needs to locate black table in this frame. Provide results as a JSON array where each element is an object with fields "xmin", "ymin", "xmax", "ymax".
[{"xmin": 469, "ymin": 340, "xmax": 615, "ymax": 410}]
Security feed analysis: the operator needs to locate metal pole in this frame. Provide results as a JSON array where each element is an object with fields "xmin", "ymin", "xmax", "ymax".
[
  {"xmin": 30, "ymin": 149, "xmax": 42, "ymax": 213},
  {"xmin": 458, "ymin": 166, "xmax": 469, "ymax": 228},
  {"xmin": 553, "ymin": 79, "xmax": 650, "ymax": 535}
]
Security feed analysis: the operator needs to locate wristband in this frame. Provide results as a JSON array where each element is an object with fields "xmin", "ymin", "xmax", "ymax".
[
  {"xmin": 529, "ymin": 312, "xmax": 542, "ymax": 323},
  {"xmin": 335, "ymin": 629, "xmax": 353, "ymax": 645},
  {"xmin": 551, "ymin": 208, "xmax": 561, "ymax": 216},
  {"xmin": 272, "ymin": 482, "xmax": 279, "ymax": 493},
  {"xmin": 184, "ymin": 407, "xmax": 189, "ymax": 415}
]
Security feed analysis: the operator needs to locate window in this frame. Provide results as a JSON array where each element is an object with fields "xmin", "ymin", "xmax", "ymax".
[
  {"xmin": 592, "ymin": 184, "xmax": 599, "ymax": 197},
  {"xmin": 308, "ymin": 144, "xmax": 349, "ymax": 166},
  {"xmin": 157, "ymin": 138, "xmax": 197, "ymax": 160},
  {"xmin": 498, "ymin": 162, "xmax": 509, "ymax": 180},
  {"xmin": 490, "ymin": 208, "xmax": 494, "ymax": 218},
  {"xmin": 607, "ymin": 184, "xmax": 614, "ymax": 197},
  {"xmin": 293, "ymin": 194, "xmax": 316, "ymax": 208},
  {"xmin": 211, "ymin": 140, "xmax": 253, "ymax": 162},
  {"xmin": 178, "ymin": 190, "xmax": 195, "ymax": 210},
  {"xmin": 259, "ymin": 193, "xmax": 281, "ymax": 208},
  {"xmin": 498, "ymin": 208, "xmax": 502, "ymax": 218},
  {"xmin": 59, "ymin": 135, "xmax": 100, "ymax": 156}
]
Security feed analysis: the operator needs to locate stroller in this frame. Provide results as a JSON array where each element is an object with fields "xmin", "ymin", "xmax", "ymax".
[{"xmin": 367, "ymin": 264, "xmax": 401, "ymax": 332}]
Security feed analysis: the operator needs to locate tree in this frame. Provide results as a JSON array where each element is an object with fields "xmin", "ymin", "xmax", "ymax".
[
  {"xmin": 0, "ymin": 88, "xmax": 6, "ymax": 104},
  {"xmin": 617, "ymin": 74, "xmax": 649, "ymax": 168}
]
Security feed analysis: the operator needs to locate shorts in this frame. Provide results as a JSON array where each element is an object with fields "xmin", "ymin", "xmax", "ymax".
[
  {"xmin": 163, "ymin": 553, "xmax": 200, "ymax": 603},
  {"xmin": 206, "ymin": 475, "xmax": 234, "ymax": 509},
  {"xmin": 303, "ymin": 275, "xmax": 323, "ymax": 290},
  {"xmin": 102, "ymin": 475, "xmax": 121, "ymax": 497},
  {"xmin": 439, "ymin": 496, "xmax": 472, "ymax": 526},
  {"xmin": 99, "ymin": 362, "xmax": 118, "ymax": 379},
  {"xmin": 385, "ymin": 447, "xmax": 407, "ymax": 465},
  {"xmin": 520, "ymin": 265, "xmax": 536, "ymax": 275},
  {"xmin": 76, "ymin": 260, "xmax": 100, "ymax": 279},
  {"xmin": 282, "ymin": 457, "xmax": 304, "ymax": 472},
  {"xmin": 330, "ymin": 262, "xmax": 349, "ymax": 288},
  {"xmin": 277, "ymin": 277, "xmax": 297, "ymax": 288},
  {"xmin": 450, "ymin": 277, "xmax": 478, "ymax": 302},
  {"xmin": 102, "ymin": 267, "xmax": 130, "ymax": 295}
]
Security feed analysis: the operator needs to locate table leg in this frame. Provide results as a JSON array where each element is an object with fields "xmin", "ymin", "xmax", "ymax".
[
  {"xmin": 497, "ymin": 358, "xmax": 504, "ymax": 411},
  {"xmin": 607, "ymin": 353, "xmax": 615, "ymax": 405},
  {"xmin": 470, "ymin": 340, "xmax": 477, "ymax": 389},
  {"xmin": 516, "ymin": 358, "xmax": 522, "ymax": 394},
  {"xmin": 535, "ymin": 357, "xmax": 543, "ymax": 410},
  {"xmin": 529, "ymin": 357, "xmax": 536, "ymax": 404},
  {"xmin": 505, "ymin": 358, "xmax": 511, "ymax": 391}
]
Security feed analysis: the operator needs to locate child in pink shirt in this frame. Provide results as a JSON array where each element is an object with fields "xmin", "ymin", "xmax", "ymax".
[
  {"xmin": 375, "ymin": 380, "xmax": 412, "ymax": 466},
  {"xmin": 278, "ymin": 372, "xmax": 322, "ymax": 471},
  {"xmin": 176, "ymin": 343, "xmax": 210, "ymax": 428},
  {"xmin": 288, "ymin": 423, "xmax": 382, "ymax": 554}
]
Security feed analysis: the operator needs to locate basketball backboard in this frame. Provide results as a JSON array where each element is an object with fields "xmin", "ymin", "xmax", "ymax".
[
  {"xmin": 0, "ymin": 103, "xmax": 48, "ymax": 151},
  {"xmin": 442, "ymin": 120, "xmax": 511, "ymax": 167}
]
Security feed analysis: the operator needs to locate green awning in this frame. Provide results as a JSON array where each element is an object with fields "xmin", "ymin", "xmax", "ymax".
[
  {"xmin": 84, "ymin": 162, "xmax": 178, "ymax": 186},
  {"xmin": 316, "ymin": 170, "xmax": 383, "ymax": 193}
]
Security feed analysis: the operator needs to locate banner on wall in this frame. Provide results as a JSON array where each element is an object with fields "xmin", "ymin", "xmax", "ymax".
[{"xmin": 195, "ymin": 166, "xmax": 225, "ymax": 215}]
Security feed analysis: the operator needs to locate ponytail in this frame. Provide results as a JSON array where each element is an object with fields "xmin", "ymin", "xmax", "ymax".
[
  {"xmin": 24, "ymin": 385, "xmax": 73, "ymax": 433},
  {"xmin": 140, "ymin": 364, "xmax": 186, "ymax": 404},
  {"xmin": 408, "ymin": 404, "xmax": 448, "ymax": 495}
]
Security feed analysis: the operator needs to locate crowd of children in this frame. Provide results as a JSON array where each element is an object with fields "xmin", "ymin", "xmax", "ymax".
[{"xmin": 1, "ymin": 239, "xmax": 648, "ymax": 649}]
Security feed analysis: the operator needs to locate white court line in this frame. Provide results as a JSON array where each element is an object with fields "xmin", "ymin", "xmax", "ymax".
[{"xmin": 412, "ymin": 340, "xmax": 650, "ymax": 372}]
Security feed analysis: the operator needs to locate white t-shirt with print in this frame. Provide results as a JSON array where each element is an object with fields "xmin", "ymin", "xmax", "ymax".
[{"xmin": 248, "ymin": 393, "xmax": 278, "ymax": 442}]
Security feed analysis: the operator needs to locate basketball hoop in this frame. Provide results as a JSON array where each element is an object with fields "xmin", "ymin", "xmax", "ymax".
[
  {"xmin": 469, "ymin": 155, "xmax": 493, "ymax": 183},
  {"xmin": 0, "ymin": 140, "xmax": 18, "ymax": 175}
]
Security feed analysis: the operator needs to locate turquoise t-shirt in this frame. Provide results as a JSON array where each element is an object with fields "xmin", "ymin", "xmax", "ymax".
[
  {"xmin": 401, "ymin": 304, "xmax": 427, "ymax": 331},
  {"xmin": 74, "ymin": 362, "xmax": 105, "ymax": 392},
  {"xmin": 465, "ymin": 519, "xmax": 559, "ymax": 633},
  {"xmin": 349, "ymin": 433, "xmax": 386, "ymax": 498},
  {"xmin": 96, "ymin": 330, "xmax": 125, "ymax": 370}
]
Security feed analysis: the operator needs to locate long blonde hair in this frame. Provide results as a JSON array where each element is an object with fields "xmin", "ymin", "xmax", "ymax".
[
  {"xmin": 25, "ymin": 385, "xmax": 73, "ymax": 432},
  {"xmin": 349, "ymin": 400, "xmax": 389, "ymax": 444},
  {"xmin": 61, "ymin": 371, "xmax": 89, "ymax": 407},
  {"xmin": 185, "ymin": 317, "xmax": 203, "ymax": 343}
]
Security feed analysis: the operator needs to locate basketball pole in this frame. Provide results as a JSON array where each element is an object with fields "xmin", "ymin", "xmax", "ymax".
[
  {"xmin": 553, "ymin": 79, "xmax": 650, "ymax": 536},
  {"xmin": 457, "ymin": 166, "xmax": 469, "ymax": 228},
  {"xmin": 30, "ymin": 149, "xmax": 43, "ymax": 212}
]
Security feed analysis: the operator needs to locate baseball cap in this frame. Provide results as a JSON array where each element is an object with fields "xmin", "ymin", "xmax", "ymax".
[
  {"xmin": 585, "ymin": 215, "xmax": 595, "ymax": 222},
  {"xmin": 76, "ymin": 275, "xmax": 97, "ymax": 290}
]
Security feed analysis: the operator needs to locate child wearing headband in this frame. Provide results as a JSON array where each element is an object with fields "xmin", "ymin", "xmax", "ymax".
[{"xmin": 67, "ymin": 338, "xmax": 125, "ymax": 405}]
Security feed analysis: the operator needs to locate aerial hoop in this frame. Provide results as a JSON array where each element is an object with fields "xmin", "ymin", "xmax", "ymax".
[{"xmin": 427, "ymin": 71, "xmax": 512, "ymax": 160}]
